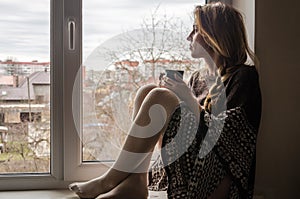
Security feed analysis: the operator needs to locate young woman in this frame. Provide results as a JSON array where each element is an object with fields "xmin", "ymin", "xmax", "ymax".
[{"xmin": 69, "ymin": 2, "xmax": 262, "ymax": 199}]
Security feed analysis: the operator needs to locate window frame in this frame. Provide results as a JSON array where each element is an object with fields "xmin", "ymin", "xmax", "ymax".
[
  {"xmin": 0, "ymin": 0, "xmax": 67, "ymax": 190},
  {"xmin": 0, "ymin": 0, "xmax": 111, "ymax": 188},
  {"xmin": 62, "ymin": 0, "xmax": 112, "ymax": 181},
  {"xmin": 0, "ymin": 0, "xmax": 256, "ymax": 189}
]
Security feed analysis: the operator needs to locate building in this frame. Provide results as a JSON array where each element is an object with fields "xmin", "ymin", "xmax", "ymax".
[
  {"xmin": 0, "ymin": 60, "xmax": 50, "ymax": 76},
  {"xmin": 0, "ymin": 70, "xmax": 50, "ymax": 156},
  {"xmin": 0, "ymin": 70, "xmax": 50, "ymax": 123}
]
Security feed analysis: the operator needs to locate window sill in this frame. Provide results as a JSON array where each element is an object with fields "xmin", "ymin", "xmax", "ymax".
[{"xmin": 0, "ymin": 189, "xmax": 168, "ymax": 199}]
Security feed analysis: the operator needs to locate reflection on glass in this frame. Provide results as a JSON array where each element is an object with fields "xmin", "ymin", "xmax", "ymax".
[
  {"xmin": 0, "ymin": 0, "xmax": 50, "ymax": 173},
  {"xmin": 82, "ymin": 0, "xmax": 205, "ymax": 162}
]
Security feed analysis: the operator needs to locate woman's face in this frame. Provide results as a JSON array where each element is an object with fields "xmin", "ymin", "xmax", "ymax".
[
  {"xmin": 187, "ymin": 25, "xmax": 210, "ymax": 59},
  {"xmin": 187, "ymin": 24, "xmax": 218, "ymax": 74}
]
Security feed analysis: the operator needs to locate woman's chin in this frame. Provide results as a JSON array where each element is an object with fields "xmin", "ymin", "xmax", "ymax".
[
  {"xmin": 191, "ymin": 53, "xmax": 201, "ymax": 58},
  {"xmin": 191, "ymin": 50, "xmax": 209, "ymax": 59}
]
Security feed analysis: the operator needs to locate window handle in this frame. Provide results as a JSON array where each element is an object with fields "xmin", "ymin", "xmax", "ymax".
[{"xmin": 68, "ymin": 20, "xmax": 76, "ymax": 50}]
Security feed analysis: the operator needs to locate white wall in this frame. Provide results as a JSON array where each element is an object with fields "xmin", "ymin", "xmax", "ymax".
[{"xmin": 232, "ymin": 0, "xmax": 255, "ymax": 54}]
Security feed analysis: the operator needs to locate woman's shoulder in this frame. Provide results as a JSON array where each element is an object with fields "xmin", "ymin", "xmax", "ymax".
[
  {"xmin": 223, "ymin": 64, "xmax": 260, "ymax": 92},
  {"xmin": 231, "ymin": 64, "xmax": 259, "ymax": 83},
  {"xmin": 235, "ymin": 64, "xmax": 258, "ymax": 75}
]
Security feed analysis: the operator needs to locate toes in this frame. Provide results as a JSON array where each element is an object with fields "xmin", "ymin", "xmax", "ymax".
[{"xmin": 69, "ymin": 183, "xmax": 81, "ymax": 193}]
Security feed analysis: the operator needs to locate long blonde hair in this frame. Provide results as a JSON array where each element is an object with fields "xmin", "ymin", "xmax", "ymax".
[{"xmin": 193, "ymin": 2, "xmax": 258, "ymax": 112}]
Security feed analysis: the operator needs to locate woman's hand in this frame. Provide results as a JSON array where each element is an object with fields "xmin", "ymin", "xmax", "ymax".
[
  {"xmin": 160, "ymin": 73, "xmax": 201, "ymax": 121},
  {"xmin": 160, "ymin": 74, "xmax": 193, "ymax": 102}
]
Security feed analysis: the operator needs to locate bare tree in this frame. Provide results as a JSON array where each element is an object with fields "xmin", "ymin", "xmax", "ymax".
[
  {"xmin": 104, "ymin": 6, "xmax": 198, "ymax": 84},
  {"xmin": 0, "ymin": 119, "xmax": 50, "ymax": 173},
  {"xmin": 81, "ymin": 8, "xmax": 205, "ymax": 161}
]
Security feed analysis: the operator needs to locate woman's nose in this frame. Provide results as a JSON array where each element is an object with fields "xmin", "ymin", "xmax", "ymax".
[{"xmin": 187, "ymin": 32, "xmax": 193, "ymax": 42}]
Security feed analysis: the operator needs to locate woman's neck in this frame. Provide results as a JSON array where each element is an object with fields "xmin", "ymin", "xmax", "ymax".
[
  {"xmin": 205, "ymin": 54, "xmax": 221, "ymax": 76},
  {"xmin": 205, "ymin": 59, "xmax": 218, "ymax": 76}
]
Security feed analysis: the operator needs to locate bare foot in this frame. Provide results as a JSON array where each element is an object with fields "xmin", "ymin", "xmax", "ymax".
[
  {"xmin": 69, "ymin": 176, "xmax": 113, "ymax": 199},
  {"xmin": 96, "ymin": 173, "xmax": 148, "ymax": 199}
]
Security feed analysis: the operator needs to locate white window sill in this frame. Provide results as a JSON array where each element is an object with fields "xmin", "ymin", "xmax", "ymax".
[{"xmin": 0, "ymin": 189, "xmax": 167, "ymax": 199}]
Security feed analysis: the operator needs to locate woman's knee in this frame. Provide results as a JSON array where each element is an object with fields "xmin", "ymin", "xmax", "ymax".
[
  {"xmin": 135, "ymin": 84, "xmax": 157, "ymax": 102},
  {"xmin": 146, "ymin": 88, "xmax": 179, "ymax": 108}
]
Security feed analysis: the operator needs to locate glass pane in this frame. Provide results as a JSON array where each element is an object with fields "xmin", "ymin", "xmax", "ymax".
[
  {"xmin": 82, "ymin": 0, "xmax": 206, "ymax": 161},
  {"xmin": 0, "ymin": 0, "xmax": 50, "ymax": 173}
]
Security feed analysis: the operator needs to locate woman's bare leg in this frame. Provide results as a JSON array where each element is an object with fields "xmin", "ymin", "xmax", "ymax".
[
  {"xmin": 69, "ymin": 84, "xmax": 179, "ymax": 198},
  {"xmin": 95, "ymin": 173, "xmax": 148, "ymax": 199},
  {"xmin": 95, "ymin": 84, "xmax": 170, "ymax": 199},
  {"xmin": 132, "ymin": 84, "xmax": 158, "ymax": 120}
]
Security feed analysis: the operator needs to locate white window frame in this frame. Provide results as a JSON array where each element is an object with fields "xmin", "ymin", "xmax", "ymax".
[
  {"xmin": 62, "ymin": 0, "xmax": 111, "ymax": 181},
  {"xmin": 0, "ymin": 0, "xmax": 70, "ymax": 190},
  {"xmin": 0, "ymin": 0, "xmax": 255, "ymax": 189},
  {"xmin": 0, "ymin": 0, "xmax": 115, "ymax": 189}
]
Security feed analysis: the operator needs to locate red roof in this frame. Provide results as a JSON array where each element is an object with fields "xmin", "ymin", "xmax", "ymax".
[
  {"xmin": 143, "ymin": 59, "xmax": 193, "ymax": 64},
  {"xmin": 115, "ymin": 60, "xmax": 139, "ymax": 67}
]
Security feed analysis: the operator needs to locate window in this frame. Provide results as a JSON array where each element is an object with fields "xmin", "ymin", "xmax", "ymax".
[
  {"xmin": 20, "ymin": 112, "xmax": 42, "ymax": 122},
  {"xmin": 66, "ymin": 0, "xmax": 257, "ymax": 181},
  {"xmin": 0, "ymin": 0, "xmax": 63, "ymax": 190},
  {"xmin": 65, "ymin": 0, "xmax": 206, "ymax": 181},
  {"xmin": 0, "ymin": 0, "xmax": 51, "ymax": 175},
  {"xmin": 0, "ymin": 0, "xmax": 256, "ymax": 190}
]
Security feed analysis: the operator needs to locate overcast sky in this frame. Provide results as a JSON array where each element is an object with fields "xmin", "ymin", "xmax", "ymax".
[{"xmin": 0, "ymin": 0, "xmax": 205, "ymax": 62}]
